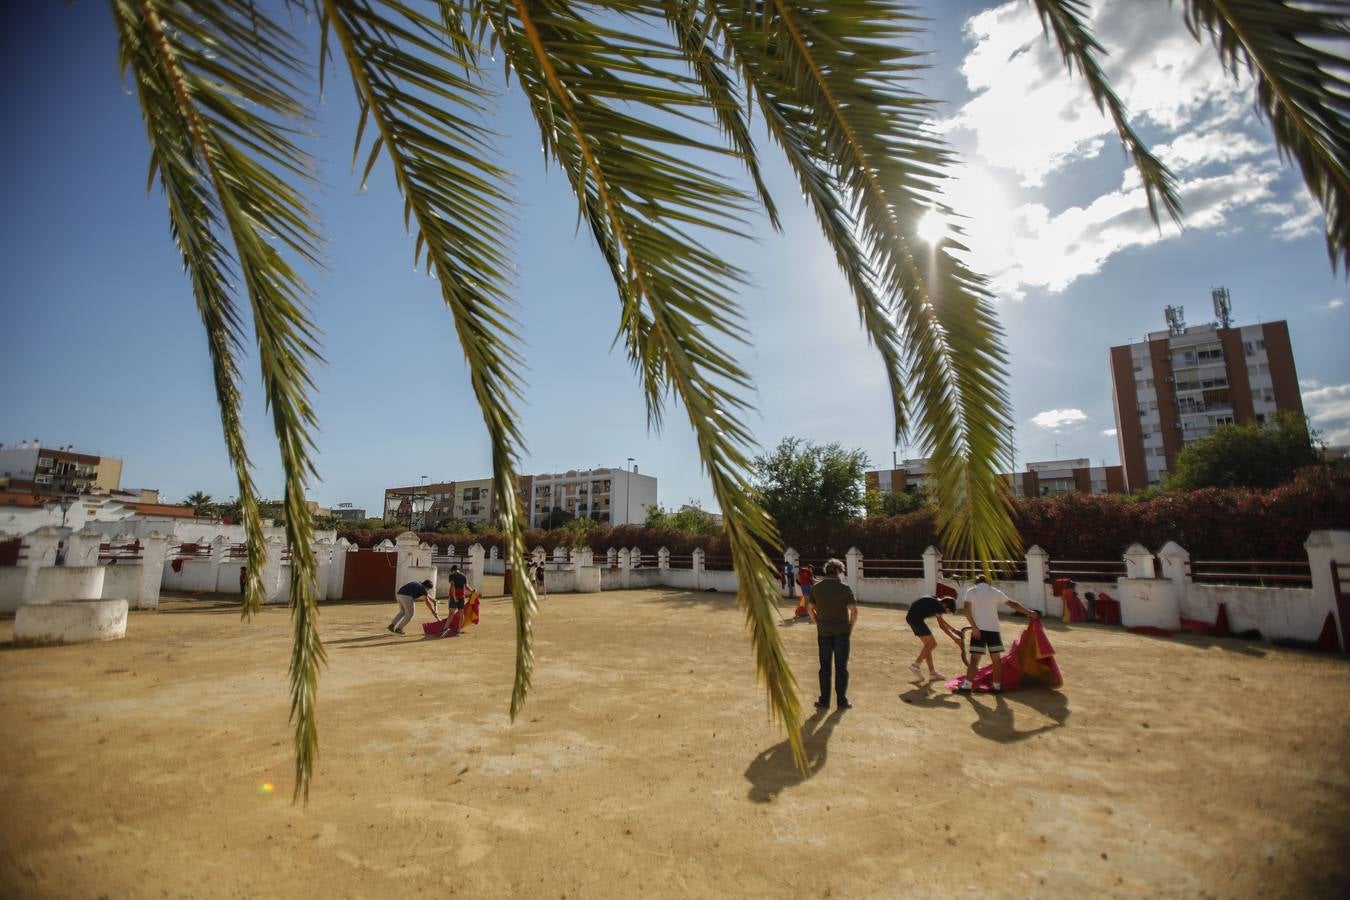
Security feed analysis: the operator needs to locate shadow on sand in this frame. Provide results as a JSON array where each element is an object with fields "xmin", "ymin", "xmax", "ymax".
[
  {"xmin": 963, "ymin": 689, "xmax": 1071, "ymax": 743},
  {"xmin": 744, "ymin": 708, "xmax": 844, "ymax": 803},
  {"xmin": 898, "ymin": 680, "xmax": 963, "ymax": 710}
]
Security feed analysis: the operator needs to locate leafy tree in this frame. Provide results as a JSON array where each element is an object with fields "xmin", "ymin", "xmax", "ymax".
[
  {"xmin": 864, "ymin": 487, "xmax": 925, "ymax": 519},
  {"xmin": 184, "ymin": 491, "xmax": 214, "ymax": 516},
  {"xmin": 100, "ymin": 0, "xmax": 1348, "ymax": 797},
  {"xmin": 752, "ymin": 438, "xmax": 869, "ymax": 532},
  {"xmin": 1168, "ymin": 412, "xmax": 1322, "ymax": 491},
  {"xmin": 541, "ymin": 506, "xmax": 574, "ymax": 530},
  {"xmin": 645, "ymin": 501, "xmax": 721, "ymax": 534}
]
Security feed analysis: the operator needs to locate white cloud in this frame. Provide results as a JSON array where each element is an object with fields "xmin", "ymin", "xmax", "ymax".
[
  {"xmin": 1031, "ymin": 408, "xmax": 1088, "ymax": 429},
  {"xmin": 958, "ymin": 161, "xmax": 1281, "ymax": 296},
  {"xmin": 1303, "ymin": 383, "xmax": 1350, "ymax": 445},
  {"xmin": 1273, "ymin": 192, "xmax": 1323, "ymax": 241},
  {"xmin": 1102, "ymin": 428, "xmax": 1118, "ymax": 437},
  {"xmin": 948, "ymin": 2, "xmax": 1248, "ymax": 187}
]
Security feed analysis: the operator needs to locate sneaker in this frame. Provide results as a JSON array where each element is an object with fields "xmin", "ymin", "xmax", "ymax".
[
  {"xmin": 813, "ymin": 698, "xmax": 829, "ymax": 710},
  {"xmin": 837, "ymin": 699, "xmax": 853, "ymax": 710},
  {"xmin": 991, "ymin": 685, "xmax": 1003, "ymax": 694},
  {"xmin": 387, "ymin": 624, "xmax": 395, "ymax": 634},
  {"xmin": 954, "ymin": 682, "xmax": 972, "ymax": 694},
  {"xmin": 928, "ymin": 670, "xmax": 945, "ymax": 681},
  {"xmin": 394, "ymin": 628, "xmax": 406, "ymax": 635},
  {"xmin": 908, "ymin": 662, "xmax": 923, "ymax": 677}
]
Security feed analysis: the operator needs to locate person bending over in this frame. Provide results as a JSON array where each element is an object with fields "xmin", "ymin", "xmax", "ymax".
[
  {"xmin": 905, "ymin": 594, "xmax": 960, "ymax": 681},
  {"xmin": 389, "ymin": 578, "xmax": 435, "ymax": 635}
]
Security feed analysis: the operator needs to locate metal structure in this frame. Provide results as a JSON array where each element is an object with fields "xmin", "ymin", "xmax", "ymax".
[
  {"xmin": 1212, "ymin": 286, "xmax": 1232, "ymax": 328},
  {"xmin": 1164, "ymin": 304, "xmax": 1186, "ymax": 335}
]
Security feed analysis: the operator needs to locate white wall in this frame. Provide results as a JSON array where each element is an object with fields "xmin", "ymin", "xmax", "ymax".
[
  {"xmin": 853, "ymin": 577, "xmax": 927, "ymax": 607},
  {"xmin": 1184, "ymin": 583, "xmax": 1323, "ymax": 642}
]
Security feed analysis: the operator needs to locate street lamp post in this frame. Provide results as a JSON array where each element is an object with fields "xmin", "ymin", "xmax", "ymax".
[{"xmin": 626, "ymin": 457, "xmax": 634, "ymax": 525}]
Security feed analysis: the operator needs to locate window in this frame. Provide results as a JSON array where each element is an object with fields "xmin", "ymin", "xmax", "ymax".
[
  {"xmin": 1215, "ymin": 416, "xmax": 1234, "ymax": 426},
  {"xmin": 1197, "ymin": 347, "xmax": 1223, "ymax": 361},
  {"xmin": 1255, "ymin": 414, "xmax": 1266, "ymax": 424}
]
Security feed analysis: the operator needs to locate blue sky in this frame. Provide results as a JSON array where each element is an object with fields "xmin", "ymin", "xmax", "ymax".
[{"xmin": 1, "ymin": 1, "xmax": 1346, "ymax": 515}]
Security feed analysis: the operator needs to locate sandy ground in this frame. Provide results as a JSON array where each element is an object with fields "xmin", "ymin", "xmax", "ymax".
[{"xmin": 2, "ymin": 582, "xmax": 1348, "ymax": 899}]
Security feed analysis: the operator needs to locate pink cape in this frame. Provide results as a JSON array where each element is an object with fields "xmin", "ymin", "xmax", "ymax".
[{"xmin": 947, "ymin": 618, "xmax": 1064, "ymax": 692}]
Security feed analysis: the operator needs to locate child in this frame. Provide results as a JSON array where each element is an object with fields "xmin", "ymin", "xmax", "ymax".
[{"xmin": 905, "ymin": 594, "xmax": 960, "ymax": 681}]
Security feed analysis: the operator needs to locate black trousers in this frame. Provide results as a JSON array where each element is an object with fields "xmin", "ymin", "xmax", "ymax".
[{"xmin": 817, "ymin": 632, "xmax": 851, "ymax": 702}]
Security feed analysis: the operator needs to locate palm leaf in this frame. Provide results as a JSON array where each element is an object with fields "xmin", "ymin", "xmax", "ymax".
[
  {"xmin": 475, "ymin": 0, "xmax": 807, "ymax": 768},
  {"xmin": 321, "ymin": 0, "xmax": 539, "ymax": 715},
  {"xmin": 1028, "ymin": 0, "xmax": 1183, "ymax": 225},
  {"xmin": 708, "ymin": 0, "xmax": 1020, "ymax": 569},
  {"xmin": 1180, "ymin": 0, "xmax": 1350, "ymax": 272},
  {"xmin": 111, "ymin": 0, "xmax": 327, "ymax": 802}
]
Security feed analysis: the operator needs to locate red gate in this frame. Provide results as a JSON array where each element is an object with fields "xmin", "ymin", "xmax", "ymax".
[{"xmin": 343, "ymin": 549, "xmax": 398, "ymax": 600}]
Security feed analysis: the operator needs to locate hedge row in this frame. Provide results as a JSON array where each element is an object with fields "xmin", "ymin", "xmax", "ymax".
[{"xmin": 338, "ymin": 463, "xmax": 1350, "ymax": 564}]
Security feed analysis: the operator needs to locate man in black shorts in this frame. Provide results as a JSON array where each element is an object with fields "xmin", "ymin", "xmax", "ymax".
[{"xmin": 905, "ymin": 594, "xmax": 960, "ymax": 681}]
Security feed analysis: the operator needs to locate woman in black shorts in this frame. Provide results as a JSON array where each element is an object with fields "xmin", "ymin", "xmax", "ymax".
[{"xmin": 905, "ymin": 595, "xmax": 959, "ymax": 681}]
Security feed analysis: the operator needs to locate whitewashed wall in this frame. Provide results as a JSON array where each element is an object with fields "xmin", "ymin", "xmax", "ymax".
[
  {"xmin": 1185, "ymin": 584, "xmax": 1321, "ymax": 642},
  {"xmin": 853, "ymin": 576, "xmax": 927, "ymax": 607}
]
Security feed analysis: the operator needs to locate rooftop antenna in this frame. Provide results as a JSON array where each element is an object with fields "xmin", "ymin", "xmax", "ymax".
[
  {"xmin": 1212, "ymin": 286, "xmax": 1232, "ymax": 329},
  {"xmin": 1164, "ymin": 305, "xmax": 1186, "ymax": 336}
]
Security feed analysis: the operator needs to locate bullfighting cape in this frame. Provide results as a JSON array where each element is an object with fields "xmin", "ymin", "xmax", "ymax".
[{"xmin": 948, "ymin": 618, "xmax": 1063, "ymax": 692}]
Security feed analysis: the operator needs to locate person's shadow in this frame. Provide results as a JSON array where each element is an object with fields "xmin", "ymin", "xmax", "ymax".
[
  {"xmin": 898, "ymin": 680, "xmax": 962, "ymax": 710},
  {"xmin": 744, "ymin": 708, "xmax": 843, "ymax": 803},
  {"xmin": 964, "ymin": 689, "xmax": 1070, "ymax": 743}
]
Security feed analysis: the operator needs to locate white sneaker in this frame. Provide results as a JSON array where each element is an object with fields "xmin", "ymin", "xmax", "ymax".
[
  {"xmin": 908, "ymin": 662, "xmax": 923, "ymax": 677},
  {"xmin": 928, "ymin": 670, "xmax": 945, "ymax": 681}
]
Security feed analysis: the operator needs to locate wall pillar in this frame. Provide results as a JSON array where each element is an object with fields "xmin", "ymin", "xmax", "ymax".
[
  {"xmin": 845, "ymin": 547, "xmax": 863, "ymax": 592},
  {"xmin": 261, "ymin": 535, "xmax": 286, "ymax": 605},
  {"xmin": 1024, "ymin": 546, "xmax": 1049, "ymax": 614},
  {"xmin": 1306, "ymin": 530, "xmax": 1350, "ymax": 651},
  {"xmin": 1123, "ymin": 543, "xmax": 1156, "ymax": 580},
  {"xmin": 138, "ymin": 531, "xmax": 168, "ymax": 610},
  {"xmin": 329, "ymin": 538, "xmax": 351, "ymax": 601},
  {"xmin": 1158, "ymin": 541, "xmax": 1191, "ymax": 613},
  {"xmin": 692, "ymin": 548, "xmax": 705, "ymax": 591},
  {"xmin": 922, "ymin": 545, "xmax": 941, "ymax": 597},
  {"xmin": 65, "ymin": 526, "xmax": 104, "ymax": 568},
  {"xmin": 468, "ymin": 543, "xmax": 486, "ymax": 591}
]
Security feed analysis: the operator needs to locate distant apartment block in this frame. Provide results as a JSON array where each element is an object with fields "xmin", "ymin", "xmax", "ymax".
[
  {"xmin": 1110, "ymin": 299, "xmax": 1302, "ymax": 492},
  {"xmin": 0, "ymin": 440, "xmax": 122, "ymax": 496},
  {"xmin": 384, "ymin": 466, "xmax": 657, "ymax": 529},
  {"xmin": 868, "ymin": 456, "xmax": 1124, "ymax": 500},
  {"xmin": 331, "ymin": 502, "xmax": 367, "ymax": 522}
]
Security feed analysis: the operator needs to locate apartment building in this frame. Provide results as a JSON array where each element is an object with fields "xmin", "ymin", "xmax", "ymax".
[
  {"xmin": 0, "ymin": 440, "xmax": 122, "ymax": 497},
  {"xmin": 384, "ymin": 467, "xmax": 657, "ymax": 529},
  {"xmin": 867, "ymin": 456, "xmax": 1124, "ymax": 500},
  {"xmin": 1109, "ymin": 300, "xmax": 1302, "ymax": 492}
]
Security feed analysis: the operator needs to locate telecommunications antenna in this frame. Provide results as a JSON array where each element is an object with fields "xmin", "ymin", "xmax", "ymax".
[
  {"xmin": 1164, "ymin": 305, "xmax": 1186, "ymax": 335},
  {"xmin": 1212, "ymin": 286, "xmax": 1232, "ymax": 328}
]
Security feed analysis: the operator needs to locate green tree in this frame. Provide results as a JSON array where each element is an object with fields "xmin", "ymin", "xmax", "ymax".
[
  {"xmin": 1169, "ymin": 413, "xmax": 1322, "ymax": 491},
  {"xmin": 864, "ymin": 487, "xmax": 924, "ymax": 519},
  {"xmin": 541, "ymin": 506, "xmax": 574, "ymax": 530},
  {"xmin": 101, "ymin": 0, "xmax": 1348, "ymax": 797},
  {"xmin": 184, "ymin": 491, "xmax": 214, "ymax": 516},
  {"xmin": 752, "ymin": 439, "xmax": 869, "ymax": 531}
]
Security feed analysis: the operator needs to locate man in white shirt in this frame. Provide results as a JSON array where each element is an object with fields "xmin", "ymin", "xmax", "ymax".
[{"xmin": 956, "ymin": 575, "xmax": 1037, "ymax": 694}]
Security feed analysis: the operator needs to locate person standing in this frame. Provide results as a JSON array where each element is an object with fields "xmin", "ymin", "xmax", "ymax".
[
  {"xmin": 955, "ymin": 575, "xmax": 1038, "ymax": 694},
  {"xmin": 534, "ymin": 560, "xmax": 548, "ymax": 597},
  {"xmin": 808, "ymin": 558, "xmax": 857, "ymax": 710},
  {"xmin": 388, "ymin": 578, "xmax": 435, "ymax": 635}
]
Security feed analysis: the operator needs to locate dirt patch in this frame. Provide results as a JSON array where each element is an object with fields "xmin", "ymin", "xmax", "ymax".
[{"xmin": 1, "ymin": 587, "xmax": 1347, "ymax": 897}]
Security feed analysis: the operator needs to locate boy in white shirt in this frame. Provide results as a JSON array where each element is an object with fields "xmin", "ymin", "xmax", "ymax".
[{"xmin": 956, "ymin": 575, "xmax": 1038, "ymax": 694}]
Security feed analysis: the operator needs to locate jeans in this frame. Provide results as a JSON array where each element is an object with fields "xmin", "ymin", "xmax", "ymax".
[
  {"xmin": 389, "ymin": 593, "xmax": 416, "ymax": 631},
  {"xmin": 817, "ymin": 632, "xmax": 851, "ymax": 702}
]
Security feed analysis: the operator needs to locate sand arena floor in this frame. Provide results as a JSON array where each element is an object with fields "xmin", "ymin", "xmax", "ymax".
[{"xmin": 2, "ymin": 582, "xmax": 1348, "ymax": 898}]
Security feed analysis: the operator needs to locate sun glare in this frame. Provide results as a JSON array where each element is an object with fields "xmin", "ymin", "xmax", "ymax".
[{"xmin": 917, "ymin": 210, "xmax": 949, "ymax": 244}]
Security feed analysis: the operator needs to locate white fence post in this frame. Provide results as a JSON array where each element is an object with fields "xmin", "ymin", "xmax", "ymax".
[
  {"xmin": 658, "ymin": 547, "xmax": 670, "ymax": 571},
  {"xmin": 922, "ymin": 545, "xmax": 941, "ymax": 596},
  {"xmin": 468, "ymin": 543, "xmax": 486, "ymax": 590},
  {"xmin": 329, "ymin": 537, "xmax": 351, "ymax": 600},
  {"xmin": 262, "ymin": 535, "xmax": 286, "ymax": 605},
  {"xmin": 1158, "ymin": 541, "xmax": 1190, "ymax": 613},
  {"xmin": 1306, "ymin": 530, "xmax": 1350, "ymax": 650},
  {"xmin": 1024, "ymin": 546, "xmax": 1049, "ymax": 614},
  {"xmin": 692, "ymin": 548, "xmax": 705, "ymax": 591},
  {"xmin": 139, "ymin": 531, "xmax": 168, "ymax": 610},
  {"xmin": 845, "ymin": 547, "xmax": 863, "ymax": 592},
  {"xmin": 1123, "ymin": 544, "xmax": 1155, "ymax": 580}
]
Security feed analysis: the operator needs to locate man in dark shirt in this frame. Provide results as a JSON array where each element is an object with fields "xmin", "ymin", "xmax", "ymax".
[
  {"xmin": 808, "ymin": 558, "xmax": 857, "ymax": 710},
  {"xmin": 388, "ymin": 578, "xmax": 434, "ymax": 635}
]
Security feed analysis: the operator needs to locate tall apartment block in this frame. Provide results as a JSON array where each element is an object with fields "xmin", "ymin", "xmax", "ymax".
[
  {"xmin": 1109, "ymin": 293, "xmax": 1303, "ymax": 492},
  {"xmin": 0, "ymin": 440, "xmax": 123, "ymax": 496}
]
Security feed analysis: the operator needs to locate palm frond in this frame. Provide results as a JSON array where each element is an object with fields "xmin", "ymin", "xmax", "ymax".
[
  {"xmin": 110, "ymin": 0, "xmax": 271, "ymax": 620},
  {"xmin": 320, "ymin": 0, "xmax": 538, "ymax": 714},
  {"xmin": 112, "ymin": 0, "xmax": 327, "ymax": 802},
  {"xmin": 1028, "ymin": 0, "xmax": 1183, "ymax": 225},
  {"xmin": 710, "ymin": 0, "xmax": 1020, "ymax": 570},
  {"xmin": 1180, "ymin": 0, "xmax": 1350, "ymax": 272},
  {"xmin": 478, "ymin": 0, "xmax": 806, "ymax": 768}
]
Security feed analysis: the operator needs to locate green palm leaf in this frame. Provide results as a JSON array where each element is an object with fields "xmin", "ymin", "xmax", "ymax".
[
  {"xmin": 320, "ymin": 0, "xmax": 538, "ymax": 716},
  {"xmin": 707, "ymin": 0, "xmax": 1020, "ymax": 569},
  {"xmin": 1179, "ymin": 0, "xmax": 1350, "ymax": 271},
  {"xmin": 474, "ymin": 0, "xmax": 806, "ymax": 767},
  {"xmin": 111, "ymin": 0, "xmax": 327, "ymax": 802}
]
